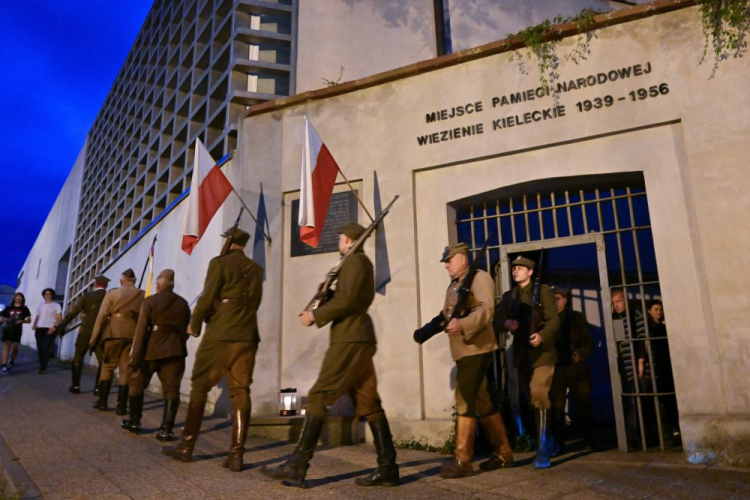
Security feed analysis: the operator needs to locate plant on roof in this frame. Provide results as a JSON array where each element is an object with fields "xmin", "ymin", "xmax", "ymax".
[{"xmin": 696, "ymin": 0, "xmax": 749, "ymax": 78}]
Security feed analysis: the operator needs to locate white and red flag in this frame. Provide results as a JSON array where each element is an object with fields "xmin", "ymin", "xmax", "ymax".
[
  {"xmin": 181, "ymin": 139, "xmax": 233, "ymax": 254},
  {"xmin": 299, "ymin": 117, "xmax": 340, "ymax": 248}
]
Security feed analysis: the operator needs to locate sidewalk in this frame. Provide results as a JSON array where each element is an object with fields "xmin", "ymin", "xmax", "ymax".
[{"xmin": 0, "ymin": 347, "xmax": 748, "ymax": 499}]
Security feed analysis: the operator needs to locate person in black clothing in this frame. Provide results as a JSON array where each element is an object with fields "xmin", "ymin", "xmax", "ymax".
[
  {"xmin": 549, "ymin": 286, "xmax": 595, "ymax": 452},
  {"xmin": 1, "ymin": 293, "xmax": 32, "ymax": 373},
  {"xmin": 645, "ymin": 300, "xmax": 680, "ymax": 447}
]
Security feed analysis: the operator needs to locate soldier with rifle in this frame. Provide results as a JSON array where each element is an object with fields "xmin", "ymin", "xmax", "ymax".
[
  {"xmin": 90, "ymin": 269, "xmax": 145, "ymax": 414},
  {"xmin": 414, "ymin": 242, "xmax": 514, "ymax": 479},
  {"xmin": 163, "ymin": 221, "xmax": 263, "ymax": 473},
  {"xmin": 495, "ymin": 254, "xmax": 560, "ymax": 469},
  {"xmin": 262, "ymin": 199, "xmax": 399, "ymax": 489},
  {"xmin": 57, "ymin": 274, "xmax": 110, "ymax": 394},
  {"xmin": 121, "ymin": 269, "xmax": 190, "ymax": 439}
]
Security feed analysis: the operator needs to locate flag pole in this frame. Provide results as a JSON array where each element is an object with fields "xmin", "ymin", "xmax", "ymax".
[
  {"xmin": 231, "ymin": 187, "xmax": 272, "ymax": 245},
  {"xmin": 337, "ymin": 168, "xmax": 375, "ymax": 223},
  {"xmin": 138, "ymin": 234, "xmax": 157, "ymax": 288}
]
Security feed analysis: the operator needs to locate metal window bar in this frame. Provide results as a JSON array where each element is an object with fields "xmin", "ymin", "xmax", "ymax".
[{"xmin": 455, "ymin": 182, "xmax": 672, "ymax": 452}]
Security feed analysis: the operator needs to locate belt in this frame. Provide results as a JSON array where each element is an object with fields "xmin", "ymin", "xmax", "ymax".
[
  {"xmin": 219, "ymin": 298, "xmax": 253, "ymax": 306},
  {"xmin": 111, "ymin": 312, "xmax": 136, "ymax": 319},
  {"xmin": 152, "ymin": 325, "xmax": 178, "ymax": 332}
]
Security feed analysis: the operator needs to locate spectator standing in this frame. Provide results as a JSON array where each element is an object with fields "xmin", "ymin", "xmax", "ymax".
[{"xmin": 31, "ymin": 288, "xmax": 62, "ymax": 374}]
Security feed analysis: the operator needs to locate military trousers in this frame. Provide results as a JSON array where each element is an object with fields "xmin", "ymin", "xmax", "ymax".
[
  {"xmin": 102, "ymin": 338, "xmax": 133, "ymax": 385},
  {"xmin": 189, "ymin": 340, "xmax": 257, "ymax": 411},
  {"xmin": 307, "ymin": 342, "xmax": 384, "ymax": 421},
  {"xmin": 550, "ymin": 362, "xmax": 592, "ymax": 433},
  {"xmin": 73, "ymin": 331, "xmax": 103, "ymax": 370},
  {"xmin": 518, "ymin": 363, "xmax": 555, "ymax": 409},
  {"xmin": 130, "ymin": 357, "xmax": 186, "ymax": 400},
  {"xmin": 455, "ymin": 351, "xmax": 497, "ymax": 417}
]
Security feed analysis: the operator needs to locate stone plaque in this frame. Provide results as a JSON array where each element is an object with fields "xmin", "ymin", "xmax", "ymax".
[{"xmin": 291, "ymin": 191, "xmax": 358, "ymax": 257}]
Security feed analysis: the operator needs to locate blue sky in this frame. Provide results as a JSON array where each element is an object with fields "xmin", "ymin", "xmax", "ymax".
[{"xmin": 0, "ymin": 1, "xmax": 153, "ymax": 286}]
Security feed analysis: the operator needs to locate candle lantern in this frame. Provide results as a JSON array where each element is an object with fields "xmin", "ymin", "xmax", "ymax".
[{"xmin": 279, "ymin": 387, "xmax": 297, "ymax": 416}]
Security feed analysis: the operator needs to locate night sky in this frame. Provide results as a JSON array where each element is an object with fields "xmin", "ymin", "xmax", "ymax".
[{"xmin": 0, "ymin": 1, "xmax": 153, "ymax": 287}]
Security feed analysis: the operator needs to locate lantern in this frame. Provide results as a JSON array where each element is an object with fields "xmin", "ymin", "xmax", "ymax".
[{"xmin": 279, "ymin": 387, "xmax": 297, "ymax": 416}]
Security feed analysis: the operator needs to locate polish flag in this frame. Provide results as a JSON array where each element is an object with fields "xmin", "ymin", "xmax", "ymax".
[
  {"xmin": 299, "ymin": 117, "xmax": 340, "ymax": 248},
  {"xmin": 181, "ymin": 139, "xmax": 233, "ymax": 254}
]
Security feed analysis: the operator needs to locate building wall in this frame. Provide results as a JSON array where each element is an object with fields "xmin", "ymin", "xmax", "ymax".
[
  {"xmin": 240, "ymin": 6, "xmax": 750, "ymax": 465},
  {"xmin": 16, "ymin": 146, "xmax": 85, "ymax": 356}
]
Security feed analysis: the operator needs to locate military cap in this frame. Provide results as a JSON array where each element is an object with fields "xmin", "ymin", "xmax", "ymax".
[
  {"xmin": 337, "ymin": 222, "xmax": 366, "ymax": 240},
  {"xmin": 441, "ymin": 243, "xmax": 469, "ymax": 263},
  {"xmin": 94, "ymin": 275, "xmax": 110, "ymax": 285},
  {"xmin": 157, "ymin": 269, "xmax": 175, "ymax": 281},
  {"xmin": 511, "ymin": 255, "xmax": 535, "ymax": 270},
  {"xmin": 221, "ymin": 227, "xmax": 251, "ymax": 247},
  {"xmin": 121, "ymin": 268, "xmax": 136, "ymax": 280},
  {"xmin": 550, "ymin": 285, "xmax": 569, "ymax": 297}
]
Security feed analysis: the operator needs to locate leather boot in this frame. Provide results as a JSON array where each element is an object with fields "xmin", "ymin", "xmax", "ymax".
[
  {"xmin": 115, "ymin": 385, "xmax": 129, "ymax": 416},
  {"xmin": 479, "ymin": 413, "xmax": 515, "ymax": 471},
  {"xmin": 92, "ymin": 379, "xmax": 112, "ymax": 410},
  {"xmin": 162, "ymin": 402, "xmax": 205, "ymax": 462},
  {"xmin": 69, "ymin": 363, "xmax": 82, "ymax": 394},
  {"xmin": 355, "ymin": 416, "xmax": 400, "ymax": 486},
  {"xmin": 223, "ymin": 406, "xmax": 251, "ymax": 472},
  {"xmin": 157, "ymin": 399, "xmax": 180, "ymax": 442},
  {"xmin": 93, "ymin": 364, "xmax": 102, "ymax": 396},
  {"xmin": 440, "ymin": 416, "xmax": 476, "ymax": 479},
  {"xmin": 121, "ymin": 394, "xmax": 144, "ymax": 434},
  {"xmin": 533, "ymin": 408, "xmax": 551, "ymax": 469},
  {"xmin": 260, "ymin": 414, "xmax": 324, "ymax": 488}
]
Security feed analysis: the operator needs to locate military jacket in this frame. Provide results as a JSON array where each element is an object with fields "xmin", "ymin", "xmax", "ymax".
[
  {"xmin": 90, "ymin": 285, "xmax": 144, "ymax": 345},
  {"xmin": 58, "ymin": 288, "xmax": 106, "ymax": 340},
  {"xmin": 191, "ymin": 249, "xmax": 263, "ymax": 342},
  {"xmin": 130, "ymin": 289, "xmax": 191, "ymax": 363},
  {"xmin": 313, "ymin": 252, "xmax": 375, "ymax": 344},
  {"xmin": 555, "ymin": 309, "xmax": 593, "ymax": 365},
  {"xmin": 442, "ymin": 269, "xmax": 498, "ymax": 361},
  {"xmin": 496, "ymin": 282, "xmax": 560, "ymax": 368}
]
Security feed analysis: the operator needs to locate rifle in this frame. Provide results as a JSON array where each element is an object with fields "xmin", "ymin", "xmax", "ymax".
[
  {"xmin": 304, "ymin": 196, "xmax": 399, "ymax": 312},
  {"xmin": 203, "ymin": 208, "xmax": 244, "ymax": 324},
  {"xmin": 413, "ymin": 238, "xmax": 491, "ymax": 344},
  {"xmin": 527, "ymin": 249, "xmax": 545, "ymax": 345}
]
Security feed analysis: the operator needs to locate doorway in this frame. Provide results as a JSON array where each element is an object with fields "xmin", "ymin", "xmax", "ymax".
[{"xmin": 453, "ymin": 173, "xmax": 679, "ymax": 452}]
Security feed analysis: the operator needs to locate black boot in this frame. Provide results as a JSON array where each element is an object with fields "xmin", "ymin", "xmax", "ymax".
[
  {"xmin": 69, "ymin": 363, "xmax": 82, "ymax": 394},
  {"xmin": 533, "ymin": 408, "xmax": 551, "ymax": 469},
  {"xmin": 157, "ymin": 399, "xmax": 180, "ymax": 442},
  {"xmin": 162, "ymin": 402, "xmax": 205, "ymax": 462},
  {"xmin": 223, "ymin": 406, "xmax": 250, "ymax": 472},
  {"xmin": 121, "ymin": 394, "xmax": 144, "ymax": 433},
  {"xmin": 115, "ymin": 385, "xmax": 129, "ymax": 416},
  {"xmin": 355, "ymin": 416, "xmax": 399, "ymax": 487},
  {"xmin": 93, "ymin": 364, "xmax": 102, "ymax": 396},
  {"xmin": 260, "ymin": 414, "xmax": 324, "ymax": 488},
  {"xmin": 92, "ymin": 379, "xmax": 113, "ymax": 411}
]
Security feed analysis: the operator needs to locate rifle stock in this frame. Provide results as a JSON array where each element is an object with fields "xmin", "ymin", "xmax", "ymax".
[
  {"xmin": 304, "ymin": 195, "xmax": 399, "ymax": 312},
  {"xmin": 203, "ymin": 208, "xmax": 244, "ymax": 324},
  {"xmin": 528, "ymin": 249, "xmax": 545, "ymax": 342}
]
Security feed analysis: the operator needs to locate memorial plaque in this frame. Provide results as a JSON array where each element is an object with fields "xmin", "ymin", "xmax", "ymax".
[{"xmin": 291, "ymin": 191, "xmax": 358, "ymax": 257}]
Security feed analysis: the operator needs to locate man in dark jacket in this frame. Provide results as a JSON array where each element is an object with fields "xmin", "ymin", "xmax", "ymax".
[
  {"xmin": 261, "ymin": 222, "xmax": 399, "ymax": 488},
  {"xmin": 57, "ymin": 275, "xmax": 109, "ymax": 394},
  {"xmin": 548, "ymin": 286, "xmax": 594, "ymax": 451},
  {"xmin": 163, "ymin": 228, "xmax": 263, "ymax": 473},
  {"xmin": 121, "ymin": 269, "xmax": 190, "ymax": 438}
]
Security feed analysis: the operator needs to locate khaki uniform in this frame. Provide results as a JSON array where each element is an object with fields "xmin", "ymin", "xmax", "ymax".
[
  {"xmin": 129, "ymin": 289, "xmax": 191, "ymax": 400},
  {"xmin": 442, "ymin": 269, "xmax": 499, "ymax": 417},
  {"xmin": 90, "ymin": 284, "xmax": 144, "ymax": 384},
  {"xmin": 189, "ymin": 249, "xmax": 263, "ymax": 409},
  {"xmin": 58, "ymin": 288, "xmax": 106, "ymax": 373},
  {"xmin": 496, "ymin": 283, "xmax": 560, "ymax": 409},
  {"xmin": 307, "ymin": 251, "xmax": 383, "ymax": 420}
]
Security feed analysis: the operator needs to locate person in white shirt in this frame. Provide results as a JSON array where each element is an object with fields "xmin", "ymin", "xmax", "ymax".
[{"xmin": 31, "ymin": 288, "xmax": 62, "ymax": 374}]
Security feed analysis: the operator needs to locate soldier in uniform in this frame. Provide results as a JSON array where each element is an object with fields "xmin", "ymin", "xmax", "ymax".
[
  {"xmin": 121, "ymin": 269, "xmax": 190, "ymax": 438},
  {"xmin": 57, "ymin": 275, "xmax": 110, "ymax": 394},
  {"xmin": 495, "ymin": 255, "xmax": 560, "ymax": 468},
  {"xmin": 415, "ymin": 243, "xmax": 514, "ymax": 479},
  {"xmin": 261, "ymin": 223, "xmax": 399, "ymax": 488},
  {"xmin": 90, "ymin": 269, "xmax": 145, "ymax": 415},
  {"xmin": 548, "ymin": 286, "xmax": 594, "ymax": 452},
  {"xmin": 163, "ymin": 228, "xmax": 262, "ymax": 473}
]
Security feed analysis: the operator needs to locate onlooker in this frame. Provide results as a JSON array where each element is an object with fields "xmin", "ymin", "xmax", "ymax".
[
  {"xmin": 31, "ymin": 288, "xmax": 62, "ymax": 374},
  {"xmin": 1, "ymin": 293, "xmax": 32, "ymax": 373},
  {"xmin": 549, "ymin": 286, "xmax": 594, "ymax": 452},
  {"xmin": 645, "ymin": 299, "xmax": 680, "ymax": 446}
]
